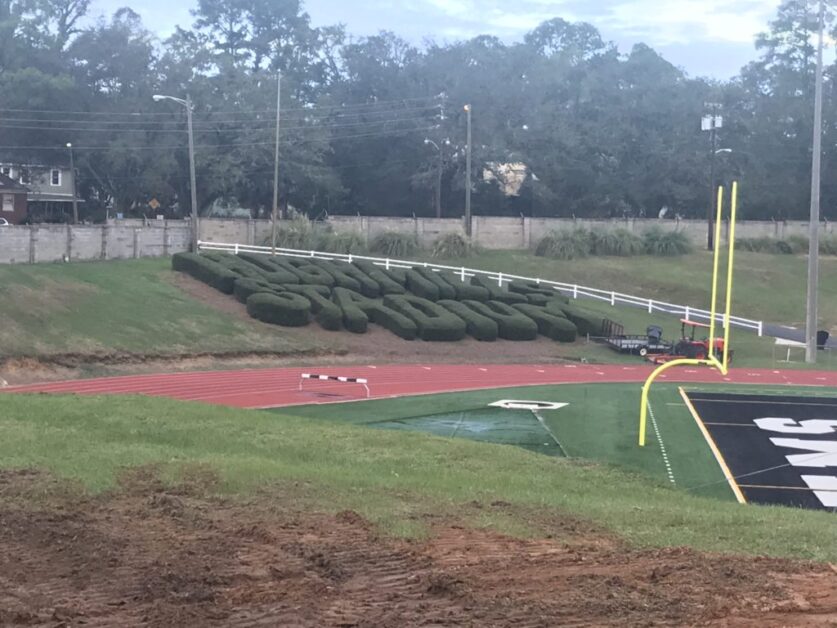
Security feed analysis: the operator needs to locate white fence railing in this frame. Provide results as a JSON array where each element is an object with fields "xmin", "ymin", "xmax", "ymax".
[{"xmin": 197, "ymin": 240, "xmax": 765, "ymax": 336}]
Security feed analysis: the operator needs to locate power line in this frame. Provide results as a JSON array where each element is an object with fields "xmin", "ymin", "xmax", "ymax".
[
  {"xmin": 0, "ymin": 112, "xmax": 439, "ymax": 134},
  {"xmin": 0, "ymin": 124, "xmax": 439, "ymax": 151},
  {"xmin": 0, "ymin": 95, "xmax": 440, "ymax": 118}
]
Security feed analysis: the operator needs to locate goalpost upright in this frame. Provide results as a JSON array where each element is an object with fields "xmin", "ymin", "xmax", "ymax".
[{"xmin": 638, "ymin": 181, "xmax": 739, "ymax": 446}]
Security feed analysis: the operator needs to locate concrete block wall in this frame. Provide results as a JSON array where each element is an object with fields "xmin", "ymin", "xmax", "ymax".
[{"xmin": 0, "ymin": 223, "xmax": 191, "ymax": 265}]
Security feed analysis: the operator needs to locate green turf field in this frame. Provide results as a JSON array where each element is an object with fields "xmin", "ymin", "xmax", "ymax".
[
  {"xmin": 2, "ymin": 392, "xmax": 835, "ymax": 560},
  {"xmin": 279, "ymin": 382, "xmax": 837, "ymax": 504}
]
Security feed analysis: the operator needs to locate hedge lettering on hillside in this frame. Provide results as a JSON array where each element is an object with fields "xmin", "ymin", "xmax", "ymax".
[
  {"xmin": 383, "ymin": 294, "xmax": 466, "ymax": 341},
  {"xmin": 173, "ymin": 252, "xmax": 618, "ymax": 343}
]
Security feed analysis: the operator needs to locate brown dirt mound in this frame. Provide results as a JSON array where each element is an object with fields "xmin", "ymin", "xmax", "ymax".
[{"xmin": 0, "ymin": 471, "xmax": 834, "ymax": 627}]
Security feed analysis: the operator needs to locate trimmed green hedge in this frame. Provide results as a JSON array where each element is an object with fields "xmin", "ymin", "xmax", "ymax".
[
  {"xmin": 513, "ymin": 304, "xmax": 578, "ymax": 342},
  {"xmin": 291, "ymin": 285, "xmax": 342, "ymax": 331},
  {"xmin": 332, "ymin": 287, "xmax": 369, "ymax": 333},
  {"xmin": 351, "ymin": 260, "xmax": 405, "ymax": 294},
  {"xmin": 310, "ymin": 258, "xmax": 362, "ymax": 292},
  {"xmin": 509, "ymin": 280, "xmax": 559, "ymax": 306},
  {"xmin": 334, "ymin": 261, "xmax": 382, "ymax": 298},
  {"xmin": 462, "ymin": 300, "xmax": 538, "ymax": 340},
  {"xmin": 383, "ymin": 295, "xmax": 466, "ymax": 341},
  {"xmin": 283, "ymin": 259, "xmax": 336, "ymax": 286},
  {"xmin": 246, "ymin": 292, "xmax": 311, "ymax": 326},
  {"xmin": 231, "ymin": 253, "xmax": 301, "ymax": 285},
  {"xmin": 405, "ymin": 269, "xmax": 440, "ymax": 301},
  {"xmin": 413, "ymin": 267, "xmax": 457, "ymax": 300},
  {"xmin": 172, "ymin": 252, "xmax": 238, "ymax": 294},
  {"xmin": 438, "ymin": 300, "xmax": 498, "ymax": 341},
  {"xmin": 558, "ymin": 304, "xmax": 607, "ymax": 336},
  {"xmin": 369, "ymin": 303, "xmax": 418, "ymax": 340},
  {"xmin": 470, "ymin": 275, "xmax": 528, "ymax": 305},
  {"xmin": 439, "ymin": 273, "xmax": 489, "ymax": 301},
  {"xmin": 233, "ymin": 277, "xmax": 277, "ymax": 303}
]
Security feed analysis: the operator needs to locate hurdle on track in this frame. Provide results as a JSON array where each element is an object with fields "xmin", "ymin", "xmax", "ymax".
[{"xmin": 299, "ymin": 373, "xmax": 371, "ymax": 398}]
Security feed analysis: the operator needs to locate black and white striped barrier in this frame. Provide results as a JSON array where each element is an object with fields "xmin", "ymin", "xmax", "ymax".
[{"xmin": 299, "ymin": 373, "xmax": 370, "ymax": 398}]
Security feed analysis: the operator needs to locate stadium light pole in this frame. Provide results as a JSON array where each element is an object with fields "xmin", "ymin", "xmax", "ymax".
[
  {"xmin": 153, "ymin": 94, "xmax": 198, "ymax": 252},
  {"xmin": 464, "ymin": 104, "xmax": 472, "ymax": 236},
  {"xmin": 66, "ymin": 143, "xmax": 78, "ymax": 225},
  {"xmin": 806, "ymin": 0, "xmax": 825, "ymax": 364}
]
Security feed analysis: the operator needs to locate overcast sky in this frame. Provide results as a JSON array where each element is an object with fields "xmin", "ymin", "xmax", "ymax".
[{"xmin": 89, "ymin": 0, "xmax": 783, "ymax": 79}]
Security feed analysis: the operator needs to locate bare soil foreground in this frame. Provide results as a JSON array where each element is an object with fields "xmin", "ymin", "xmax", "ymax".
[{"xmin": 1, "ymin": 470, "xmax": 835, "ymax": 627}]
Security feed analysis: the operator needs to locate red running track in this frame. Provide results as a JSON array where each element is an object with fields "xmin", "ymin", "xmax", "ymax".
[{"xmin": 4, "ymin": 363, "xmax": 837, "ymax": 409}]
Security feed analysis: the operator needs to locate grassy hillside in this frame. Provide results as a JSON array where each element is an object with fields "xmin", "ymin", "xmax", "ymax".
[
  {"xmin": 0, "ymin": 258, "xmax": 323, "ymax": 358},
  {"xmin": 2, "ymin": 393, "xmax": 834, "ymax": 561}
]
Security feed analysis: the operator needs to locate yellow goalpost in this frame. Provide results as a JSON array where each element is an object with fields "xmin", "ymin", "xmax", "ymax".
[{"xmin": 638, "ymin": 181, "xmax": 739, "ymax": 447}]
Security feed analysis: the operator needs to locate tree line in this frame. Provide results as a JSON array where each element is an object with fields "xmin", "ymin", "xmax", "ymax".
[{"xmin": 0, "ymin": 0, "xmax": 833, "ymax": 222}]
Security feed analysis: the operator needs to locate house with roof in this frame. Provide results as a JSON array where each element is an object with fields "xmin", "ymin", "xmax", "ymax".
[
  {"xmin": 0, "ymin": 173, "xmax": 29, "ymax": 224},
  {"xmin": 0, "ymin": 161, "xmax": 78, "ymax": 222}
]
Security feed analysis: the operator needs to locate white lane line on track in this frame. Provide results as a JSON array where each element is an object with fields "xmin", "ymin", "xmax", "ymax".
[
  {"xmin": 479, "ymin": 368, "xmax": 488, "ymax": 372},
  {"xmin": 422, "ymin": 367, "xmax": 432, "ymax": 370}
]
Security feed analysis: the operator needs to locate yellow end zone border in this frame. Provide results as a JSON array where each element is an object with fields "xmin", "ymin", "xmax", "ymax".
[{"xmin": 678, "ymin": 386, "xmax": 747, "ymax": 504}]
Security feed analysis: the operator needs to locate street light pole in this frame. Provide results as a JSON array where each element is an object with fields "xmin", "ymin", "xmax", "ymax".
[
  {"xmin": 806, "ymin": 0, "xmax": 825, "ymax": 364},
  {"xmin": 185, "ymin": 95, "xmax": 198, "ymax": 253},
  {"xmin": 464, "ymin": 104, "xmax": 472, "ymax": 236},
  {"xmin": 703, "ymin": 103, "xmax": 722, "ymax": 251},
  {"xmin": 153, "ymin": 93, "xmax": 199, "ymax": 252},
  {"xmin": 66, "ymin": 143, "xmax": 78, "ymax": 225},
  {"xmin": 271, "ymin": 72, "xmax": 282, "ymax": 255}
]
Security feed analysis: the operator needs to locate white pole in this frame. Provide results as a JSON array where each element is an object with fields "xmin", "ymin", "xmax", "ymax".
[
  {"xmin": 271, "ymin": 73, "xmax": 282, "ymax": 255},
  {"xmin": 806, "ymin": 0, "xmax": 824, "ymax": 363}
]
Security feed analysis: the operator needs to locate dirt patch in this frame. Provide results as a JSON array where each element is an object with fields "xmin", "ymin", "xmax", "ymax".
[{"xmin": 0, "ymin": 471, "xmax": 833, "ymax": 627}]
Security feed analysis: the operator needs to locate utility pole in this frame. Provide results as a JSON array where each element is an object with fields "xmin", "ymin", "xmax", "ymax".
[
  {"xmin": 186, "ymin": 95, "xmax": 198, "ymax": 253},
  {"xmin": 806, "ymin": 0, "xmax": 825, "ymax": 364},
  {"xmin": 66, "ymin": 143, "xmax": 78, "ymax": 225},
  {"xmin": 271, "ymin": 72, "xmax": 282, "ymax": 255},
  {"xmin": 464, "ymin": 104, "xmax": 472, "ymax": 236},
  {"xmin": 702, "ymin": 103, "xmax": 722, "ymax": 251}
]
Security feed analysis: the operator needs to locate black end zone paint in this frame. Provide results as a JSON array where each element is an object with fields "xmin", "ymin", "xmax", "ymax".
[{"xmin": 686, "ymin": 392, "xmax": 836, "ymax": 512}]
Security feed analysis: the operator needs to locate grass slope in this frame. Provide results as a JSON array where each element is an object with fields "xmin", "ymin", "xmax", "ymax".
[
  {"xmin": 0, "ymin": 258, "xmax": 322, "ymax": 358},
  {"xmin": 2, "ymin": 393, "xmax": 834, "ymax": 561}
]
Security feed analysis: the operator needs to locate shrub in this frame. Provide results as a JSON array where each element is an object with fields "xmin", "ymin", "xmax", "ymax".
[
  {"xmin": 405, "ymin": 269, "xmax": 440, "ymax": 300},
  {"xmin": 320, "ymin": 231, "xmax": 368, "ymax": 254},
  {"xmin": 369, "ymin": 304, "xmax": 418, "ymax": 340},
  {"xmin": 268, "ymin": 213, "xmax": 320, "ymax": 250},
  {"xmin": 289, "ymin": 285, "xmax": 342, "ymax": 331},
  {"xmin": 642, "ymin": 227, "xmax": 693, "ymax": 256},
  {"xmin": 350, "ymin": 261, "xmax": 404, "ymax": 295},
  {"xmin": 414, "ymin": 267, "xmax": 457, "ymax": 299},
  {"xmin": 470, "ymin": 275, "xmax": 527, "ymax": 305},
  {"xmin": 513, "ymin": 304, "xmax": 578, "ymax": 342},
  {"xmin": 369, "ymin": 231, "xmax": 420, "ymax": 258},
  {"xmin": 534, "ymin": 229, "xmax": 592, "ymax": 260},
  {"xmin": 309, "ymin": 258, "xmax": 362, "ymax": 292},
  {"xmin": 590, "ymin": 228, "xmax": 645, "ymax": 256},
  {"xmin": 438, "ymin": 300, "xmax": 498, "ymax": 341},
  {"xmin": 383, "ymin": 295, "xmax": 466, "ymax": 342},
  {"xmin": 439, "ymin": 272, "xmax": 489, "ymax": 301},
  {"xmin": 172, "ymin": 252, "xmax": 237, "ymax": 294},
  {"xmin": 332, "ymin": 287, "xmax": 369, "ymax": 333},
  {"xmin": 508, "ymin": 280, "xmax": 556, "ymax": 304},
  {"xmin": 332, "ymin": 261, "xmax": 381, "ymax": 298},
  {"xmin": 558, "ymin": 304, "xmax": 607, "ymax": 336},
  {"xmin": 785, "ymin": 234, "xmax": 809, "ymax": 254},
  {"xmin": 462, "ymin": 300, "xmax": 538, "ymax": 340},
  {"xmin": 233, "ymin": 277, "xmax": 276, "ymax": 303},
  {"xmin": 246, "ymin": 292, "xmax": 311, "ymax": 326},
  {"xmin": 284, "ymin": 259, "xmax": 336, "ymax": 286},
  {"xmin": 820, "ymin": 235, "xmax": 837, "ymax": 255},
  {"xmin": 281, "ymin": 283, "xmax": 332, "ymax": 298},
  {"xmin": 431, "ymin": 233, "xmax": 473, "ymax": 259}
]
